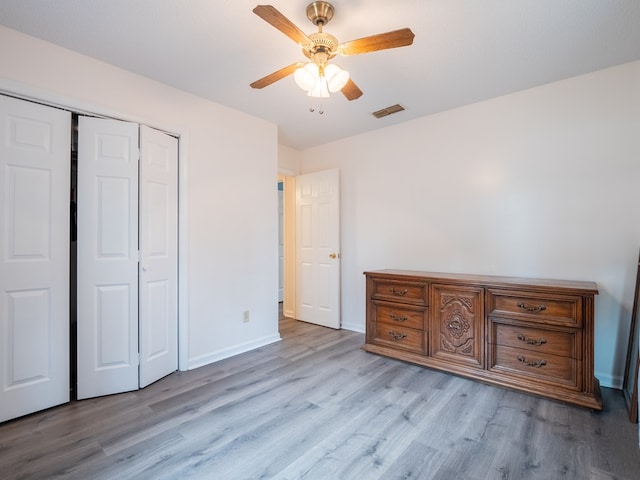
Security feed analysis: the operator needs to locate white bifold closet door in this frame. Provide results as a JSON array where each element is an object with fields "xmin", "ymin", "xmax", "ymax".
[
  {"xmin": 77, "ymin": 117, "xmax": 177, "ymax": 400},
  {"xmin": 77, "ymin": 117, "xmax": 139, "ymax": 399},
  {"xmin": 138, "ymin": 125, "xmax": 178, "ymax": 389},
  {"xmin": 0, "ymin": 95, "xmax": 71, "ymax": 422}
]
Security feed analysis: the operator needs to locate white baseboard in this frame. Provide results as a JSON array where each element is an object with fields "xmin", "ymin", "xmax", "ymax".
[
  {"xmin": 188, "ymin": 333, "xmax": 282, "ymax": 370},
  {"xmin": 596, "ymin": 371, "xmax": 622, "ymax": 390},
  {"xmin": 341, "ymin": 321, "xmax": 365, "ymax": 334}
]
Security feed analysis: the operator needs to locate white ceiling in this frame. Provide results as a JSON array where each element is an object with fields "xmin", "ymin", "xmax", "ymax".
[{"xmin": 1, "ymin": 0, "xmax": 639, "ymax": 150}]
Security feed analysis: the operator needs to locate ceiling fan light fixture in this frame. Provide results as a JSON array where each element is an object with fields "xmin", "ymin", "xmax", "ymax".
[{"xmin": 294, "ymin": 62, "xmax": 349, "ymax": 98}]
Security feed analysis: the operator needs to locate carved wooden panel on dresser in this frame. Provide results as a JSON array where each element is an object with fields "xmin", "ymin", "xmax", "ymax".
[
  {"xmin": 364, "ymin": 270, "xmax": 602, "ymax": 410},
  {"xmin": 431, "ymin": 284, "xmax": 484, "ymax": 369}
]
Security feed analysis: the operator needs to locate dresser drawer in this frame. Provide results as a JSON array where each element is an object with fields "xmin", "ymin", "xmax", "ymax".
[
  {"xmin": 491, "ymin": 345, "xmax": 579, "ymax": 388},
  {"xmin": 373, "ymin": 301, "xmax": 425, "ymax": 330},
  {"xmin": 372, "ymin": 324, "xmax": 425, "ymax": 354},
  {"xmin": 488, "ymin": 289, "xmax": 581, "ymax": 327},
  {"xmin": 492, "ymin": 323, "xmax": 579, "ymax": 360},
  {"xmin": 371, "ymin": 279, "xmax": 427, "ymax": 306}
]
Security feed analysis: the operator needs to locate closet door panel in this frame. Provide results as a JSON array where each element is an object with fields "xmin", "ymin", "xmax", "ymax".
[
  {"xmin": 0, "ymin": 95, "xmax": 70, "ymax": 422},
  {"xmin": 77, "ymin": 117, "xmax": 139, "ymax": 400},
  {"xmin": 138, "ymin": 125, "xmax": 178, "ymax": 388}
]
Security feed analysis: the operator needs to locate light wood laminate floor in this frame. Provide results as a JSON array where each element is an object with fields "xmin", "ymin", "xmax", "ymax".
[{"xmin": 1, "ymin": 316, "xmax": 639, "ymax": 479}]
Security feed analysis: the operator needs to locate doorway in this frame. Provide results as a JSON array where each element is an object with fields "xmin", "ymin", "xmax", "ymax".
[{"xmin": 277, "ymin": 169, "xmax": 341, "ymax": 329}]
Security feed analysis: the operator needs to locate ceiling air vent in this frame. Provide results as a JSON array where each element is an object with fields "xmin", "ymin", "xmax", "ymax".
[{"xmin": 372, "ymin": 104, "xmax": 405, "ymax": 119}]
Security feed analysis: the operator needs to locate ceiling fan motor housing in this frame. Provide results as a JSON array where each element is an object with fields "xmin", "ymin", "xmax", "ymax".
[
  {"xmin": 304, "ymin": 32, "xmax": 339, "ymax": 61},
  {"xmin": 306, "ymin": 1, "xmax": 334, "ymax": 26}
]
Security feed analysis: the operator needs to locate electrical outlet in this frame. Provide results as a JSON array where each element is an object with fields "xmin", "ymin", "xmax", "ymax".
[{"xmin": 243, "ymin": 310, "xmax": 250, "ymax": 323}]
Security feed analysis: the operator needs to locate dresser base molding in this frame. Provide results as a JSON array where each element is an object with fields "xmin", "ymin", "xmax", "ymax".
[
  {"xmin": 361, "ymin": 343, "xmax": 603, "ymax": 410},
  {"xmin": 364, "ymin": 270, "xmax": 603, "ymax": 410}
]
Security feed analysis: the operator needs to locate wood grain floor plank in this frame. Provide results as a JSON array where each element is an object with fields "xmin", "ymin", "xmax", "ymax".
[
  {"xmin": 147, "ymin": 401, "xmax": 323, "ymax": 479},
  {"xmin": 6, "ymin": 438, "xmax": 104, "ymax": 480},
  {"xmin": 573, "ymin": 387, "xmax": 640, "ymax": 478},
  {"xmin": 270, "ymin": 394, "xmax": 407, "ymax": 480},
  {"xmin": 65, "ymin": 430, "xmax": 185, "ymax": 480},
  {"xmin": 378, "ymin": 440, "xmax": 446, "ymax": 480}
]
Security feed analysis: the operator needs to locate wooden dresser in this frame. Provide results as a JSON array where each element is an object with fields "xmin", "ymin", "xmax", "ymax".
[{"xmin": 364, "ymin": 270, "xmax": 602, "ymax": 409}]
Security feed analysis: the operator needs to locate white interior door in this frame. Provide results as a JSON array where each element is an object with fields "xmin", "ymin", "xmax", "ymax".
[
  {"xmin": 0, "ymin": 95, "xmax": 71, "ymax": 422},
  {"xmin": 77, "ymin": 117, "xmax": 139, "ymax": 400},
  {"xmin": 138, "ymin": 125, "xmax": 178, "ymax": 388},
  {"xmin": 295, "ymin": 168, "xmax": 341, "ymax": 329}
]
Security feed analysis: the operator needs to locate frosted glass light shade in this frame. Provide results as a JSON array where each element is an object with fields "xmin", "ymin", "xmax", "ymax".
[
  {"xmin": 324, "ymin": 64, "xmax": 350, "ymax": 92},
  {"xmin": 309, "ymin": 77, "xmax": 330, "ymax": 98},
  {"xmin": 294, "ymin": 63, "xmax": 319, "ymax": 92}
]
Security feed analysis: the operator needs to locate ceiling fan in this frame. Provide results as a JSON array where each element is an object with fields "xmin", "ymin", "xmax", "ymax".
[{"xmin": 250, "ymin": 2, "xmax": 415, "ymax": 101}]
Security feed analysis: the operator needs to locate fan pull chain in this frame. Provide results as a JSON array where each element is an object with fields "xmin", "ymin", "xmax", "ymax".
[{"xmin": 309, "ymin": 102, "xmax": 325, "ymax": 115}]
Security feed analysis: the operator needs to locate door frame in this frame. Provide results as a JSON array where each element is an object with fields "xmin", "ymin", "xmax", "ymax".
[
  {"xmin": 0, "ymin": 80, "xmax": 190, "ymax": 371},
  {"xmin": 279, "ymin": 169, "xmax": 342, "ymax": 328},
  {"xmin": 278, "ymin": 172, "xmax": 297, "ymax": 320}
]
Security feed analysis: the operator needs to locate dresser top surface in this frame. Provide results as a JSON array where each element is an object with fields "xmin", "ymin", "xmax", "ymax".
[{"xmin": 364, "ymin": 269, "xmax": 598, "ymax": 295}]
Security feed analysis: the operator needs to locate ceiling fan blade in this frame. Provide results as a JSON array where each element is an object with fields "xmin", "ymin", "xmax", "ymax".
[
  {"xmin": 339, "ymin": 28, "xmax": 415, "ymax": 56},
  {"xmin": 250, "ymin": 63, "xmax": 304, "ymax": 89},
  {"xmin": 341, "ymin": 78, "xmax": 363, "ymax": 101},
  {"xmin": 253, "ymin": 5, "xmax": 311, "ymax": 46}
]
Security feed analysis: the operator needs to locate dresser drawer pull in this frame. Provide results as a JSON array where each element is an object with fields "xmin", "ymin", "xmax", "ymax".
[
  {"xmin": 517, "ymin": 333, "xmax": 547, "ymax": 346},
  {"xmin": 388, "ymin": 330, "xmax": 407, "ymax": 340},
  {"xmin": 517, "ymin": 302, "xmax": 547, "ymax": 313},
  {"xmin": 448, "ymin": 320, "xmax": 462, "ymax": 331},
  {"xmin": 389, "ymin": 313, "xmax": 408, "ymax": 322},
  {"xmin": 390, "ymin": 288, "xmax": 408, "ymax": 296},
  {"xmin": 517, "ymin": 355, "xmax": 547, "ymax": 368}
]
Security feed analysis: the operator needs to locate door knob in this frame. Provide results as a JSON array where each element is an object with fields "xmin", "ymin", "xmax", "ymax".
[{"xmin": 329, "ymin": 252, "xmax": 339, "ymax": 259}]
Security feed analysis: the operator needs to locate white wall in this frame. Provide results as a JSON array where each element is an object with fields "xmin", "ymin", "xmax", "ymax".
[
  {"xmin": 278, "ymin": 144, "xmax": 302, "ymax": 175},
  {"xmin": 0, "ymin": 26, "xmax": 280, "ymax": 370},
  {"xmin": 301, "ymin": 61, "xmax": 640, "ymax": 388}
]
